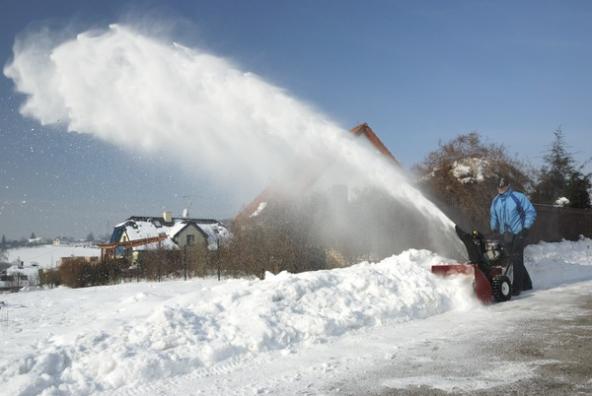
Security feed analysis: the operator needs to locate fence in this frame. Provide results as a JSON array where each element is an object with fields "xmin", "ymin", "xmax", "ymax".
[{"xmin": 529, "ymin": 204, "xmax": 592, "ymax": 243}]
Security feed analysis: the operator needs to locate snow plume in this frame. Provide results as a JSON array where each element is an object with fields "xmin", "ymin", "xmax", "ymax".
[{"xmin": 4, "ymin": 24, "xmax": 464, "ymax": 258}]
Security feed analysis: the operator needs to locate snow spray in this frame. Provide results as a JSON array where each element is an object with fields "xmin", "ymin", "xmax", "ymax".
[{"xmin": 4, "ymin": 24, "xmax": 465, "ymax": 259}]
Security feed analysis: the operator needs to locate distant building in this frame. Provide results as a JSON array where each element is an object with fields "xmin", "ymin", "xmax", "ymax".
[
  {"xmin": 0, "ymin": 272, "xmax": 30, "ymax": 290},
  {"xmin": 99, "ymin": 211, "xmax": 231, "ymax": 262}
]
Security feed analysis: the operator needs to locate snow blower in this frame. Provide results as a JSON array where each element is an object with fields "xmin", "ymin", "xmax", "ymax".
[{"xmin": 431, "ymin": 225, "xmax": 513, "ymax": 304}]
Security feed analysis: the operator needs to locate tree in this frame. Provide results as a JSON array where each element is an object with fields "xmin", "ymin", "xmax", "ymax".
[
  {"xmin": 532, "ymin": 128, "xmax": 591, "ymax": 208},
  {"xmin": 565, "ymin": 169, "xmax": 591, "ymax": 208},
  {"xmin": 414, "ymin": 132, "xmax": 533, "ymax": 232},
  {"xmin": 0, "ymin": 235, "xmax": 7, "ymax": 263},
  {"xmin": 30, "ymin": 232, "xmax": 36, "ymax": 240},
  {"xmin": 86, "ymin": 232, "xmax": 95, "ymax": 242},
  {"xmin": 221, "ymin": 198, "xmax": 328, "ymax": 278}
]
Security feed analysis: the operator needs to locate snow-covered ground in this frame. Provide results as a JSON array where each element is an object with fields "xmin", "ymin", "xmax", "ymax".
[
  {"xmin": 1, "ymin": 244, "xmax": 101, "ymax": 288},
  {"xmin": 0, "ymin": 238, "xmax": 590, "ymax": 395},
  {"xmin": 5, "ymin": 244, "xmax": 100, "ymax": 269},
  {"xmin": 0, "ymin": 244, "xmax": 101, "ymax": 289}
]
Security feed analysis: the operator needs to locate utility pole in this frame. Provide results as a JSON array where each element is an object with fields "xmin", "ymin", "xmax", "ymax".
[{"xmin": 217, "ymin": 245, "xmax": 221, "ymax": 281}]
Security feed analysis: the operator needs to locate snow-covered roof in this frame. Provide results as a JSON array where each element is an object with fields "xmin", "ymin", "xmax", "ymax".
[
  {"xmin": 249, "ymin": 202, "xmax": 268, "ymax": 218},
  {"xmin": 196, "ymin": 221, "xmax": 232, "ymax": 250},
  {"xmin": 112, "ymin": 216, "xmax": 231, "ymax": 251},
  {"xmin": 167, "ymin": 222, "xmax": 191, "ymax": 240}
]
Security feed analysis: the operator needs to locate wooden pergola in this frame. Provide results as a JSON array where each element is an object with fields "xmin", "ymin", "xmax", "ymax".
[{"xmin": 97, "ymin": 233, "xmax": 168, "ymax": 261}]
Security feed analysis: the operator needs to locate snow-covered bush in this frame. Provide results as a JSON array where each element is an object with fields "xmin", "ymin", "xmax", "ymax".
[
  {"xmin": 414, "ymin": 133, "xmax": 533, "ymax": 232},
  {"xmin": 554, "ymin": 196, "xmax": 570, "ymax": 207},
  {"xmin": 450, "ymin": 157, "xmax": 488, "ymax": 184}
]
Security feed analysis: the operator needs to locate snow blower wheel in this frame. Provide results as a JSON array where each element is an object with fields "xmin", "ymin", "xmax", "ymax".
[{"xmin": 492, "ymin": 275, "xmax": 512, "ymax": 302}]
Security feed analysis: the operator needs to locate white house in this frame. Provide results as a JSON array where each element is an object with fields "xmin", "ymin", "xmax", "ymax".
[{"xmin": 100, "ymin": 211, "xmax": 231, "ymax": 261}]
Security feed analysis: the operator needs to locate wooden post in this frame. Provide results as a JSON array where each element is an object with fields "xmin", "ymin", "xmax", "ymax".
[
  {"xmin": 184, "ymin": 245, "xmax": 188, "ymax": 280},
  {"xmin": 216, "ymin": 242, "xmax": 221, "ymax": 281}
]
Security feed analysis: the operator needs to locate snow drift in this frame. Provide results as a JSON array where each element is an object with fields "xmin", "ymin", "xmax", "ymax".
[
  {"xmin": 1, "ymin": 249, "xmax": 474, "ymax": 395},
  {"xmin": 1, "ymin": 238, "xmax": 591, "ymax": 395},
  {"xmin": 525, "ymin": 237, "xmax": 592, "ymax": 289}
]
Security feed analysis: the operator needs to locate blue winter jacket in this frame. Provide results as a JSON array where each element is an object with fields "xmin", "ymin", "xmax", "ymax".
[{"xmin": 490, "ymin": 188, "xmax": 536, "ymax": 235}]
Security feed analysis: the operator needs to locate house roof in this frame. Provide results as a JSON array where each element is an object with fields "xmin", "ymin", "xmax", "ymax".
[
  {"xmin": 350, "ymin": 123, "xmax": 399, "ymax": 166},
  {"xmin": 111, "ymin": 216, "xmax": 231, "ymax": 251},
  {"xmin": 234, "ymin": 123, "xmax": 399, "ymax": 222}
]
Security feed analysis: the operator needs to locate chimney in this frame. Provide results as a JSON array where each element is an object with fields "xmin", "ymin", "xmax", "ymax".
[
  {"xmin": 162, "ymin": 211, "xmax": 173, "ymax": 223},
  {"xmin": 182, "ymin": 208, "xmax": 189, "ymax": 218}
]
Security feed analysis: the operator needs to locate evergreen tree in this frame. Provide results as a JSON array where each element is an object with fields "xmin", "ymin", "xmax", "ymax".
[
  {"xmin": 30, "ymin": 232, "xmax": 37, "ymax": 240},
  {"xmin": 566, "ymin": 170, "xmax": 592, "ymax": 208},
  {"xmin": 0, "ymin": 235, "xmax": 7, "ymax": 262},
  {"xmin": 532, "ymin": 128, "xmax": 591, "ymax": 208},
  {"xmin": 86, "ymin": 232, "xmax": 95, "ymax": 242}
]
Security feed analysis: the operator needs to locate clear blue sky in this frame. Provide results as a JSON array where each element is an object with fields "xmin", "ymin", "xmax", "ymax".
[{"xmin": 1, "ymin": 0, "xmax": 591, "ymax": 239}]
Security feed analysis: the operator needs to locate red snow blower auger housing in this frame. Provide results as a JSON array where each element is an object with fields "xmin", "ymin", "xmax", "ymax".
[{"xmin": 432, "ymin": 225, "xmax": 513, "ymax": 304}]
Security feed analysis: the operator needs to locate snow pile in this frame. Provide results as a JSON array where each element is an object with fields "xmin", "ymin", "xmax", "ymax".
[
  {"xmin": 450, "ymin": 158, "xmax": 488, "ymax": 184},
  {"xmin": 0, "ymin": 249, "xmax": 475, "ymax": 395},
  {"xmin": 553, "ymin": 196, "xmax": 570, "ymax": 207},
  {"xmin": 2, "ymin": 239, "xmax": 591, "ymax": 395},
  {"xmin": 526, "ymin": 237, "xmax": 592, "ymax": 289}
]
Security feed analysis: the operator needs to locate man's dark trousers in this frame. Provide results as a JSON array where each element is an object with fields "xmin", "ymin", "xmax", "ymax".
[{"xmin": 504, "ymin": 233, "xmax": 533, "ymax": 294}]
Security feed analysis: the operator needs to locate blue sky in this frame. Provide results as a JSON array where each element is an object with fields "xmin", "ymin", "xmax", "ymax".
[{"xmin": 1, "ymin": 0, "xmax": 591, "ymax": 239}]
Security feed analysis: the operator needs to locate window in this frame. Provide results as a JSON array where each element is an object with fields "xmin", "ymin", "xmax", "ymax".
[{"xmin": 186, "ymin": 234, "xmax": 195, "ymax": 245}]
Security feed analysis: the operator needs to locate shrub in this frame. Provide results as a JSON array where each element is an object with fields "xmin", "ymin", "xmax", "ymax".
[
  {"xmin": 39, "ymin": 268, "xmax": 61, "ymax": 287},
  {"xmin": 414, "ymin": 132, "xmax": 533, "ymax": 232}
]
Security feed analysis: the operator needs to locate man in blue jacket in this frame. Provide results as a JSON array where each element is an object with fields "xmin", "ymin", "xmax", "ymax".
[{"xmin": 490, "ymin": 176, "xmax": 536, "ymax": 295}]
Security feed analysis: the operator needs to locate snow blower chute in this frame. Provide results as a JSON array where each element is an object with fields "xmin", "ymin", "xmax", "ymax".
[{"xmin": 431, "ymin": 225, "xmax": 513, "ymax": 304}]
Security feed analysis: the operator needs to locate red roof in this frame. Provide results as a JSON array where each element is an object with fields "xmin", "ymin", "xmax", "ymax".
[{"xmin": 234, "ymin": 123, "xmax": 399, "ymax": 223}]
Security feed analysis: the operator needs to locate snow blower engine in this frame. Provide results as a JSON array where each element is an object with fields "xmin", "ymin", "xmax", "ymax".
[{"xmin": 431, "ymin": 225, "xmax": 513, "ymax": 303}]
